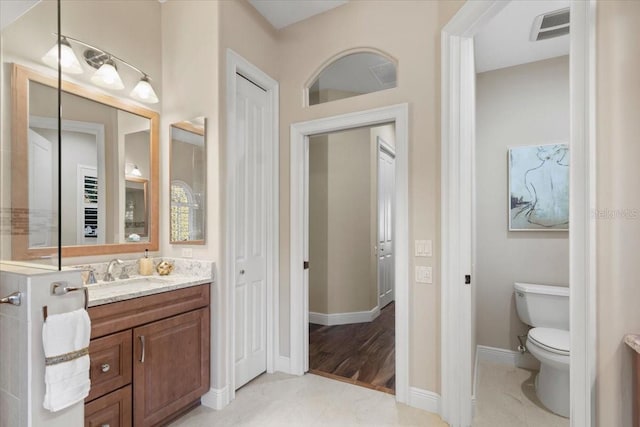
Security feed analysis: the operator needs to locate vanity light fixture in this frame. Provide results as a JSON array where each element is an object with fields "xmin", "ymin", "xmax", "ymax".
[
  {"xmin": 42, "ymin": 34, "xmax": 159, "ymax": 104},
  {"xmin": 41, "ymin": 37, "xmax": 83, "ymax": 74},
  {"xmin": 129, "ymin": 164, "xmax": 143, "ymax": 177}
]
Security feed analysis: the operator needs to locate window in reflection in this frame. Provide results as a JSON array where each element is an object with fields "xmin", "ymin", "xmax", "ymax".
[
  {"xmin": 308, "ymin": 51, "xmax": 397, "ymax": 106},
  {"xmin": 170, "ymin": 181, "xmax": 197, "ymax": 242}
]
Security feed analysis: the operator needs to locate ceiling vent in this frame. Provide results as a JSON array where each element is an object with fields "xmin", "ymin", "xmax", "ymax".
[
  {"xmin": 530, "ymin": 7, "xmax": 570, "ymax": 41},
  {"xmin": 369, "ymin": 62, "xmax": 397, "ymax": 88}
]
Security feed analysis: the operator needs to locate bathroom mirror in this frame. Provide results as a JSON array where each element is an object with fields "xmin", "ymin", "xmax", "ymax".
[
  {"xmin": 170, "ymin": 118, "xmax": 206, "ymax": 244},
  {"xmin": 125, "ymin": 178, "xmax": 148, "ymax": 239},
  {"xmin": 308, "ymin": 51, "xmax": 397, "ymax": 106},
  {"xmin": 11, "ymin": 64, "xmax": 159, "ymax": 259}
]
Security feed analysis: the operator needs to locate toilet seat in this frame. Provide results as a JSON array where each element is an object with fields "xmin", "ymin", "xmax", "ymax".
[{"xmin": 528, "ymin": 327, "xmax": 570, "ymax": 356}]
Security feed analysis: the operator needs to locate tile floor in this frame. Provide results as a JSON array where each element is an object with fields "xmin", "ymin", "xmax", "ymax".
[
  {"xmin": 473, "ymin": 360, "xmax": 569, "ymax": 427},
  {"xmin": 169, "ymin": 372, "xmax": 447, "ymax": 427}
]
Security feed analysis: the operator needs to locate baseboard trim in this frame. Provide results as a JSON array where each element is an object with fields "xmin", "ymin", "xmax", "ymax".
[
  {"xmin": 476, "ymin": 345, "xmax": 520, "ymax": 366},
  {"xmin": 275, "ymin": 355, "xmax": 291, "ymax": 374},
  {"xmin": 201, "ymin": 385, "xmax": 229, "ymax": 410},
  {"xmin": 476, "ymin": 344, "xmax": 540, "ymax": 370},
  {"xmin": 408, "ymin": 387, "xmax": 441, "ymax": 415},
  {"xmin": 309, "ymin": 306, "xmax": 380, "ymax": 326}
]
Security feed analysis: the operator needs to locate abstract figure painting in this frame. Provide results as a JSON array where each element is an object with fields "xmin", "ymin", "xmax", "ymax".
[{"xmin": 509, "ymin": 144, "xmax": 569, "ymax": 231}]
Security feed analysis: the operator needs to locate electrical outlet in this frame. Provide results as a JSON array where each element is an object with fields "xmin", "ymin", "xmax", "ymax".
[
  {"xmin": 415, "ymin": 266, "xmax": 432, "ymax": 284},
  {"xmin": 415, "ymin": 240, "xmax": 433, "ymax": 257},
  {"xmin": 181, "ymin": 248, "xmax": 193, "ymax": 258}
]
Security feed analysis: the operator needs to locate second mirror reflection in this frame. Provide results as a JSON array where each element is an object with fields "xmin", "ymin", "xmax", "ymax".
[{"xmin": 170, "ymin": 118, "xmax": 206, "ymax": 244}]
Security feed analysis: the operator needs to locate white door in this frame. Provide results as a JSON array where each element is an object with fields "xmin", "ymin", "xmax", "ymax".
[
  {"xmin": 378, "ymin": 144, "xmax": 395, "ymax": 308},
  {"xmin": 28, "ymin": 129, "xmax": 54, "ymax": 248},
  {"xmin": 234, "ymin": 74, "xmax": 270, "ymax": 389}
]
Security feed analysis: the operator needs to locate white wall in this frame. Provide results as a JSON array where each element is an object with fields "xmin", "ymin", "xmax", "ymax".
[
  {"xmin": 596, "ymin": 2, "xmax": 640, "ymax": 425},
  {"xmin": 475, "ymin": 56, "xmax": 570, "ymax": 351}
]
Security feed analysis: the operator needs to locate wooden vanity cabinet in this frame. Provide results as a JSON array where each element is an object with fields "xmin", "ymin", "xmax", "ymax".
[{"xmin": 85, "ymin": 284, "xmax": 210, "ymax": 427}]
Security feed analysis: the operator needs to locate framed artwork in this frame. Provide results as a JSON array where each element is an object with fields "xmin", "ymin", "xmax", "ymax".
[{"xmin": 508, "ymin": 143, "xmax": 569, "ymax": 231}]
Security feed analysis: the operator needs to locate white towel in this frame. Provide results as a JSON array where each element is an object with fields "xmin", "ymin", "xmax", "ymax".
[{"xmin": 42, "ymin": 308, "xmax": 91, "ymax": 412}]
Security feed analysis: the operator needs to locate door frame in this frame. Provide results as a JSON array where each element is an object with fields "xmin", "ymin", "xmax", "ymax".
[
  {"xmin": 376, "ymin": 137, "xmax": 396, "ymax": 310},
  {"xmin": 224, "ymin": 49, "xmax": 279, "ymax": 403},
  {"xmin": 289, "ymin": 103, "xmax": 410, "ymax": 403},
  {"xmin": 440, "ymin": 1, "xmax": 597, "ymax": 426}
]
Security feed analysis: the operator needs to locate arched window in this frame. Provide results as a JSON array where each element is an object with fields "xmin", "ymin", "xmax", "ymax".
[
  {"xmin": 308, "ymin": 50, "xmax": 397, "ymax": 106},
  {"xmin": 170, "ymin": 180, "xmax": 198, "ymax": 242}
]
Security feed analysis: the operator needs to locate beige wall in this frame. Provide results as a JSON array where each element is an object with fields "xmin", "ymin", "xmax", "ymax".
[
  {"xmin": 309, "ymin": 135, "xmax": 330, "ymax": 313},
  {"xmin": 160, "ymin": 0, "xmax": 224, "ymax": 389},
  {"xmin": 475, "ymin": 57, "xmax": 570, "ymax": 351},
  {"xmin": 309, "ymin": 127, "xmax": 377, "ymax": 315},
  {"xmin": 278, "ymin": 0, "xmax": 464, "ymax": 392},
  {"xmin": 162, "ymin": 0, "xmax": 279, "ymax": 391},
  {"xmin": 596, "ymin": 2, "xmax": 640, "ymax": 426}
]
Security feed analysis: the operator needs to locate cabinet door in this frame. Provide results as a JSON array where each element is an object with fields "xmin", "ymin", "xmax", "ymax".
[
  {"xmin": 133, "ymin": 308, "xmax": 210, "ymax": 426},
  {"xmin": 85, "ymin": 385, "xmax": 132, "ymax": 427}
]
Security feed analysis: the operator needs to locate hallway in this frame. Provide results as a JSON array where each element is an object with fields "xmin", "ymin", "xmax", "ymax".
[{"xmin": 309, "ymin": 302, "xmax": 395, "ymax": 393}]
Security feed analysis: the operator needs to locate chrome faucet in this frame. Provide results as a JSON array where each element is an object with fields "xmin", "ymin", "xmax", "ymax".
[{"xmin": 104, "ymin": 259, "xmax": 123, "ymax": 282}]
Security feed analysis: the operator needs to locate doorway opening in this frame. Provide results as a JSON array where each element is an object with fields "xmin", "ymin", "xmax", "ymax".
[
  {"xmin": 289, "ymin": 103, "xmax": 410, "ymax": 404},
  {"xmin": 472, "ymin": 2, "xmax": 570, "ymax": 424},
  {"xmin": 440, "ymin": 1, "xmax": 595, "ymax": 426},
  {"xmin": 307, "ymin": 124, "xmax": 397, "ymax": 394}
]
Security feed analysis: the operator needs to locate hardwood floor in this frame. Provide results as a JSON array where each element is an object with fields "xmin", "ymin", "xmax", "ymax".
[{"xmin": 309, "ymin": 302, "xmax": 395, "ymax": 394}]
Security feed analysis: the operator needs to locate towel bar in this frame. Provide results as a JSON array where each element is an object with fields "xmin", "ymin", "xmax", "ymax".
[
  {"xmin": 43, "ymin": 282, "xmax": 89, "ymax": 321},
  {"xmin": 0, "ymin": 291, "xmax": 21, "ymax": 306}
]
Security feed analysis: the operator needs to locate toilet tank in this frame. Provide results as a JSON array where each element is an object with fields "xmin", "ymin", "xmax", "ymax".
[{"xmin": 514, "ymin": 282, "xmax": 569, "ymax": 329}]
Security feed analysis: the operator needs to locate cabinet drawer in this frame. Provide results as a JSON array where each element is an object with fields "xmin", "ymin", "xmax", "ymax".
[
  {"xmin": 86, "ymin": 330, "xmax": 132, "ymax": 402},
  {"xmin": 89, "ymin": 284, "xmax": 210, "ymax": 339},
  {"xmin": 85, "ymin": 385, "xmax": 132, "ymax": 427}
]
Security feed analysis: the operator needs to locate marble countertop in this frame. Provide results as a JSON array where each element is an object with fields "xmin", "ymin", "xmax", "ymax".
[
  {"xmin": 87, "ymin": 274, "xmax": 211, "ymax": 307},
  {"xmin": 624, "ymin": 334, "xmax": 640, "ymax": 354}
]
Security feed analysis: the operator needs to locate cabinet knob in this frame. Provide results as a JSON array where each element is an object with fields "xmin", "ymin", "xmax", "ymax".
[
  {"xmin": 240, "ymin": 269, "xmax": 245, "ymax": 275},
  {"xmin": 101, "ymin": 363, "xmax": 110, "ymax": 373}
]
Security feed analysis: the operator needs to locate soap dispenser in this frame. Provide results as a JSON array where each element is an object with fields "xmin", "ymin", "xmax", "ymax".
[{"xmin": 139, "ymin": 249, "xmax": 153, "ymax": 276}]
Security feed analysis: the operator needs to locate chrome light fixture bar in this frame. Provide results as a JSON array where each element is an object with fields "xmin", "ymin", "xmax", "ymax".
[{"xmin": 42, "ymin": 34, "xmax": 159, "ymax": 104}]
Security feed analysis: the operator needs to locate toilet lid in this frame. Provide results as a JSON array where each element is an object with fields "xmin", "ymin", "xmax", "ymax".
[{"xmin": 528, "ymin": 328, "xmax": 570, "ymax": 355}]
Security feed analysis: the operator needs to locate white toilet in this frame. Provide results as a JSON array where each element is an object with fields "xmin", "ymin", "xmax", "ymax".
[{"xmin": 514, "ymin": 282, "xmax": 570, "ymax": 418}]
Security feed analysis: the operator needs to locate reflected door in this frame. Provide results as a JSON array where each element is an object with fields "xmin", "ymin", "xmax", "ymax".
[
  {"xmin": 234, "ymin": 75, "xmax": 269, "ymax": 389},
  {"xmin": 28, "ymin": 129, "xmax": 54, "ymax": 248},
  {"xmin": 378, "ymin": 145, "xmax": 395, "ymax": 308}
]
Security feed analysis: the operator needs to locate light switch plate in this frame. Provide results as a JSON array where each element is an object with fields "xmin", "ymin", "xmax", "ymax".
[
  {"xmin": 182, "ymin": 248, "xmax": 193, "ymax": 258},
  {"xmin": 415, "ymin": 266, "xmax": 432, "ymax": 284},
  {"xmin": 415, "ymin": 240, "xmax": 432, "ymax": 257}
]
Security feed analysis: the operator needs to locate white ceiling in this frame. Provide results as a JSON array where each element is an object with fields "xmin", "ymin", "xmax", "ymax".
[
  {"xmin": 475, "ymin": 0, "xmax": 570, "ymax": 73},
  {"xmin": 248, "ymin": 0, "xmax": 348, "ymax": 30},
  {"xmin": 0, "ymin": 0, "xmax": 40, "ymax": 31}
]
